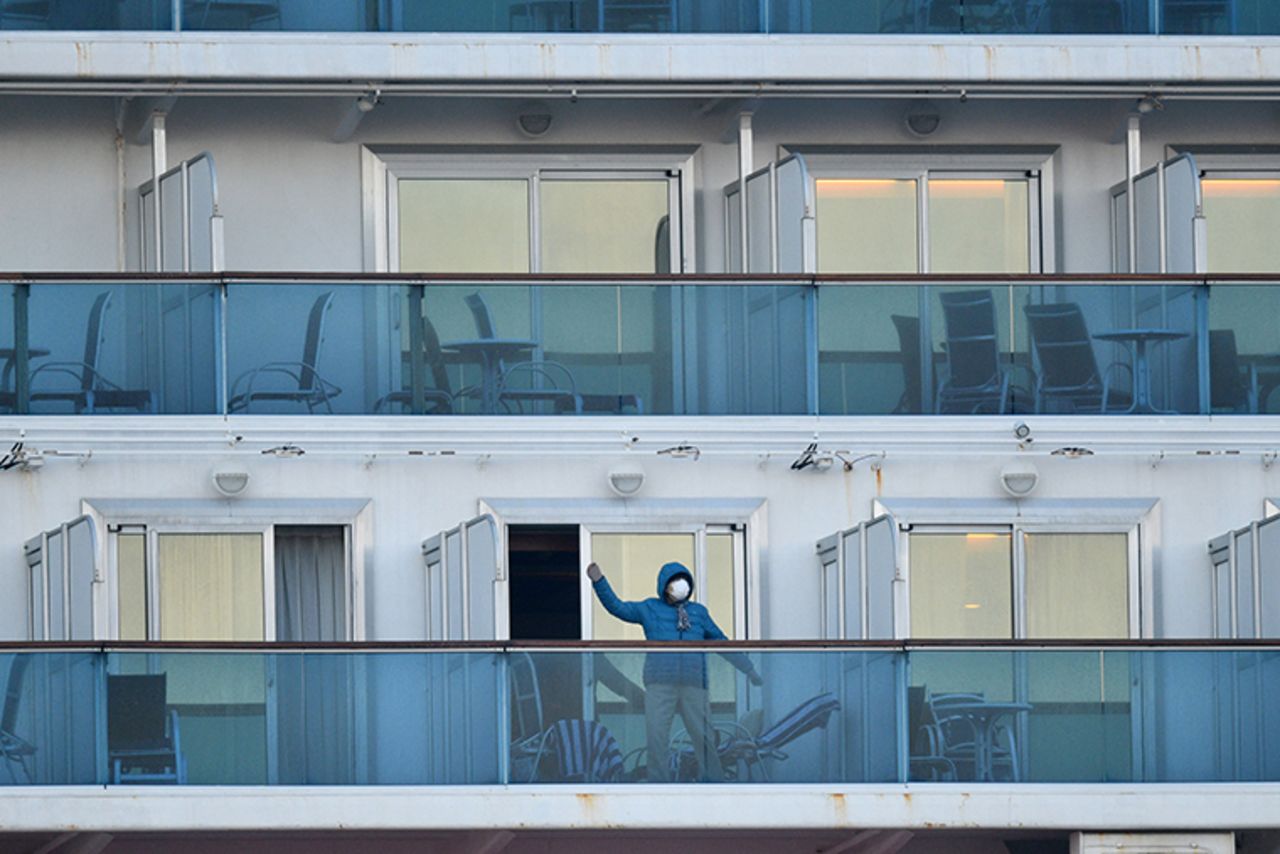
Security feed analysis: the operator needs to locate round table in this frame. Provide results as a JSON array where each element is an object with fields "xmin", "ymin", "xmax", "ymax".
[
  {"xmin": 934, "ymin": 700, "xmax": 1033, "ymax": 781},
  {"xmin": 1092, "ymin": 328, "xmax": 1190, "ymax": 415},
  {"xmin": 440, "ymin": 338, "xmax": 538, "ymax": 414}
]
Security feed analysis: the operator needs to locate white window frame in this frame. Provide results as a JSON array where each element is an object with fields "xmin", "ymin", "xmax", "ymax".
[
  {"xmin": 790, "ymin": 149, "xmax": 1057, "ymax": 274},
  {"xmin": 361, "ymin": 148, "xmax": 697, "ymax": 274},
  {"xmin": 577, "ymin": 522, "xmax": 746, "ymax": 640},
  {"xmin": 873, "ymin": 497, "xmax": 1158, "ymax": 639},
  {"xmin": 83, "ymin": 498, "xmax": 372, "ymax": 642},
  {"xmin": 477, "ymin": 497, "xmax": 765, "ymax": 640}
]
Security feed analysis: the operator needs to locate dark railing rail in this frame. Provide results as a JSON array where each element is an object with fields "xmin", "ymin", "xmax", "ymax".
[
  {"xmin": 3, "ymin": 274, "xmax": 1277, "ymax": 418},
  {"xmin": 0, "ymin": 644, "xmax": 1277, "ymax": 787},
  {"xmin": 0, "ymin": 0, "xmax": 1275, "ymax": 37}
]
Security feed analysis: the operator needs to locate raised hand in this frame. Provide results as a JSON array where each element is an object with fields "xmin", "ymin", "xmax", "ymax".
[{"xmin": 586, "ymin": 562, "xmax": 603, "ymax": 582}]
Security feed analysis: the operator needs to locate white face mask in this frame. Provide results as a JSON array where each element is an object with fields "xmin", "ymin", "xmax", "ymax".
[{"xmin": 666, "ymin": 578, "xmax": 691, "ymax": 603}]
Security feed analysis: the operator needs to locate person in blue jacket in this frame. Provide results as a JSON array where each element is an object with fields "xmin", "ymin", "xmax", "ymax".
[{"xmin": 588, "ymin": 559, "xmax": 762, "ymax": 782}]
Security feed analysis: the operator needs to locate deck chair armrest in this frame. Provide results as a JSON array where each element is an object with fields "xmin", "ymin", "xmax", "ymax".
[
  {"xmin": 500, "ymin": 360, "xmax": 578, "ymax": 395},
  {"xmin": 1100, "ymin": 360, "xmax": 1135, "ymax": 410},
  {"xmin": 29, "ymin": 361, "xmax": 126, "ymax": 391}
]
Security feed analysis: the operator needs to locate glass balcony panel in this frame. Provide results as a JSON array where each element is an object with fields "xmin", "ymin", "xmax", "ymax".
[
  {"xmin": 540, "ymin": 284, "xmax": 672, "ymax": 414},
  {"xmin": 0, "ymin": 652, "xmax": 99, "ymax": 785},
  {"xmin": 1207, "ymin": 284, "xmax": 1280, "ymax": 414},
  {"xmin": 517, "ymin": 649, "xmax": 900, "ymax": 784},
  {"xmin": 818, "ymin": 285, "xmax": 922, "ymax": 414},
  {"xmin": 1017, "ymin": 282, "xmax": 1201, "ymax": 415},
  {"xmin": 11, "ymin": 278, "xmax": 1278, "ymax": 416},
  {"xmin": 225, "ymin": 283, "xmax": 411, "ymax": 415},
  {"xmin": 3, "ymin": 648, "xmax": 1280, "ymax": 786},
  {"xmin": 930, "ymin": 284, "xmax": 1017, "ymax": 414},
  {"xmin": 0, "ymin": 283, "xmax": 14, "ymax": 414},
  {"xmin": 20, "ymin": 0, "xmax": 1268, "ymax": 33},
  {"xmin": 23, "ymin": 283, "xmax": 214, "ymax": 415}
]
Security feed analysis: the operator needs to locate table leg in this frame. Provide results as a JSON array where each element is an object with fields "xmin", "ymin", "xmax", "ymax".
[{"xmin": 481, "ymin": 355, "xmax": 500, "ymax": 414}]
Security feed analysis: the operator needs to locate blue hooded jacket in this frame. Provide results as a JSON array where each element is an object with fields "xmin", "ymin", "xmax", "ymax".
[{"xmin": 591, "ymin": 561, "xmax": 757, "ymax": 687}]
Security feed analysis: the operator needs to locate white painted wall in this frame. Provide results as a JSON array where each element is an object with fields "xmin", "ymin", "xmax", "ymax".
[
  {"xmin": 3, "ymin": 94, "xmax": 1280, "ymax": 273},
  {"xmin": 1, "ymin": 419, "xmax": 1277, "ymax": 641}
]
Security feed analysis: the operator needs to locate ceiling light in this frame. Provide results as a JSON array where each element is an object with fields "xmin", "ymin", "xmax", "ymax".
[
  {"xmin": 607, "ymin": 464, "xmax": 646, "ymax": 498},
  {"xmin": 516, "ymin": 101, "xmax": 554, "ymax": 138},
  {"xmin": 212, "ymin": 470, "xmax": 250, "ymax": 498},
  {"xmin": 1000, "ymin": 460, "xmax": 1039, "ymax": 497},
  {"xmin": 905, "ymin": 101, "xmax": 942, "ymax": 137}
]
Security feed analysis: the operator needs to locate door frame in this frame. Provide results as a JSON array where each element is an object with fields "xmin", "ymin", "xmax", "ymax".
[{"xmin": 478, "ymin": 497, "xmax": 766, "ymax": 640}]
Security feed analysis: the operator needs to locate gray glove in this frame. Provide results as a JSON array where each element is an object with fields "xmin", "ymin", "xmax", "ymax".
[{"xmin": 586, "ymin": 562, "xmax": 603, "ymax": 582}]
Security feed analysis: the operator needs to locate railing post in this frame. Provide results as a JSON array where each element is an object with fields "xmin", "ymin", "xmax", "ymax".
[
  {"xmin": 409, "ymin": 284, "xmax": 426, "ymax": 415},
  {"xmin": 171, "ymin": 0, "xmax": 182, "ymax": 31},
  {"xmin": 13, "ymin": 282, "xmax": 30, "ymax": 415}
]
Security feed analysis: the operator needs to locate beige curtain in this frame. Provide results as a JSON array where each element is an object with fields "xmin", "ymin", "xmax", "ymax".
[{"xmin": 157, "ymin": 532, "xmax": 264, "ymax": 641}]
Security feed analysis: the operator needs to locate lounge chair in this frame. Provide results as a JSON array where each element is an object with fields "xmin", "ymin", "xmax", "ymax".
[
  {"xmin": 936, "ymin": 290, "xmax": 1011, "ymax": 414},
  {"xmin": 28, "ymin": 291, "xmax": 153, "ymax": 414},
  {"xmin": 228, "ymin": 291, "xmax": 342, "ymax": 413},
  {"xmin": 0, "ymin": 655, "xmax": 35, "ymax": 784},
  {"xmin": 1024, "ymin": 302, "xmax": 1130, "ymax": 413},
  {"xmin": 706, "ymin": 691, "xmax": 841, "ymax": 782}
]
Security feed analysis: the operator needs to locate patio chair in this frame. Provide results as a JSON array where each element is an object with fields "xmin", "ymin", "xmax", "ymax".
[
  {"xmin": 709, "ymin": 691, "xmax": 841, "ymax": 782},
  {"xmin": 890, "ymin": 314, "xmax": 924, "ymax": 414},
  {"xmin": 1209, "ymin": 329, "xmax": 1259, "ymax": 414},
  {"xmin": 936, "ymin": 290, "xmax": 1011, "ymax": 414},
  {"xmin": 907, "ymin": 685, "xmax": 955, "ymax": 782},
  {"xmin": 28, "ymin": 291, "xmax": 153, "ymax": 414},
  {"xmin": 508, "ymin": 652, "xmax": 546, "ymax": 782},
  {"xmin": 0, "ymin": 655, "xmax": 35, "ymax": 784},
  {"xmin": 601, "ymin": 0, "xmax": 675, "ymax": 32},
  {"xmin": 929, "ymin": 691, "xmax": 1019, "ymax": 782},
  {"xmin": 523, "ymin": 718, "xmax": 627, "ymax": 783},
  {"xmin": 228, "ymin": 291, "xmax": 342, "ymax": 413},
  {"xmin": 0, "ymin": 0, "xmax": 50, "ymax": 27},
  {"xmin": 107, "ymin": 674, "xmax": 187, "ymax": 785},
  {"xmin": 1024, "ymin": 302, "xmax": 1131, "ymax": 414},
  {"xmin": 373, "ymin": 311, "xmax": 454, "ymax": 414},
  {"xmin": 462, "ymin": 293, "xmax": 584, "ymax": 414},
  {"xmin": 183, "ymin": 0, "xmax": 280, "ymax": 29}
]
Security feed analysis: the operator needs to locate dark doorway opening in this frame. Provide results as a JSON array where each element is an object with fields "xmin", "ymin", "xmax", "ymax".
[{"xmin": 508, "ymin": 524, "xmax": 580, "ymax": 641}]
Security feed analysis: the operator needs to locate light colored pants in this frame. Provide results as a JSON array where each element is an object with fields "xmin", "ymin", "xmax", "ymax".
[{"xmin": 645, "ymin": 682, "xmax": 722, "ymax": 782}]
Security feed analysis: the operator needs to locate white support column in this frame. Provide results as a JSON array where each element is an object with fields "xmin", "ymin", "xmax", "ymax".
[
  {"xmin": 150, "ymin": 111, "xmax": 167, "ymax": 273},
  {"xmin": 1125, "ymin": 113, "xmax": 1141, "ymax": 274},
  {"xmin": 737, "ymin": 110, "xmax": 753, "ymax": 273}
]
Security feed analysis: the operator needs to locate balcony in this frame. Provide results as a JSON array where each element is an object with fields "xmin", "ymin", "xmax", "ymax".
[
  {"xmin": 2, "ymin": 643, "xmax": 1278, "ymax": 787},
  {"xmin": 2, "ymin": 275, "xmax": 1279, "ymax": 417},
  {"xmin": 0, "ymin": 0, "xmax": 1276, "ymax": 36}
]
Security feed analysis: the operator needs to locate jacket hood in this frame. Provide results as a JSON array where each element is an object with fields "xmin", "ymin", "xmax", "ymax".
[{"xmin": 657, "ymin": 561, "xmax": 694, "ymax": 598}]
